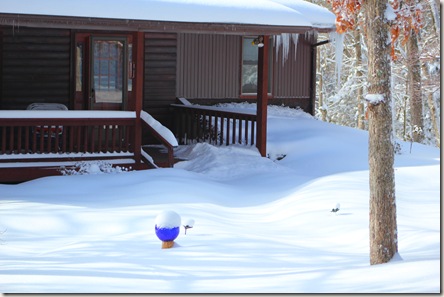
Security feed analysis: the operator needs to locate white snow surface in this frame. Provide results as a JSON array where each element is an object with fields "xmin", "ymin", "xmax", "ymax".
[
  {"xmin": 365, "ymin": 93, "xmax": 386, "ymax": 105},
  {"xmin": 0, "ymin": 110, "xmax": 136, "ymax": 119},
  {"xmin": 141, "ymin": 110, "xmax": 178, "ymax": 147},
  {"xmin": 0, "ymin": 0, "xmax": 335, "ymax": 29},
  {"xmin": 0, "ymin": 104, "xmax": 440, "ymax": 293},
  {"xmin": 155, "ymin": 210, "xmax": 181, "ymax": 229}
]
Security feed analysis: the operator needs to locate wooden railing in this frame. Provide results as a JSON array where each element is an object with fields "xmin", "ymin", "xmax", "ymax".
[
  {"xmin": 172, "ymin": 100, "xmax": 257, "ymax": 146},
  {"xmin": 140, "ymin": 110, "xmax": 177, "ymax": 168},
  {"xmin": 0, "ymin": 111, "xmax": 137, "ymax": 161}
]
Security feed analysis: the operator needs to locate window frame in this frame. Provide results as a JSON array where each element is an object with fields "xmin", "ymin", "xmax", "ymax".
[{"xmin": 240, "ymin": 36, "xmax": 273, "ymax": 98}]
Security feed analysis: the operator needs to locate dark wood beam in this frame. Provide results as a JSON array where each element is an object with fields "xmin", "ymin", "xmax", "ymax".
[{"xmin": 256, "ymin": 35, "xmax": 269, "ymax": 157}]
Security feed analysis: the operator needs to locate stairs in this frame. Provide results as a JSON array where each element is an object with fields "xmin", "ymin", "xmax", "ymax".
[{"xmin": 142, "ymin": 145, "xmax": 184, "ymax": 168}]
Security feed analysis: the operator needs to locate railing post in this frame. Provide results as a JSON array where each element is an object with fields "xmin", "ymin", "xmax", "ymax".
[
  {"xmin": 133, "ymin": 31, "xmax": 145, "ymax": 169},
  {"xmin": 256, "ymin": 35, "xmax": 269, "ymax": 157},
  {"xmin": 133, "ymin": 112, "xmax": 142, "ymax": 169}
]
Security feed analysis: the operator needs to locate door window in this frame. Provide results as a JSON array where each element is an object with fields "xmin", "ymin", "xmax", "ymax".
[{"xmin": 92, "ymin": 38, "xmax": 126, "ymax": 104}]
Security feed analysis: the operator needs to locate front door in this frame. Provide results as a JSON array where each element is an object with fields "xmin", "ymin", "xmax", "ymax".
[{"xmin": 74, "ymin": 33, "xmax": 134, "ymax": 111}]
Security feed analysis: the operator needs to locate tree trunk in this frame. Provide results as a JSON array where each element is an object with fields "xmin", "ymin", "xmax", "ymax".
[
  {"xmin": 354, "ymin": 28, "xmax": 365, "ymax": 130},
  {"xmin": 364, "ymin": 0, "xmax": 398, "ymax": 265},
  {"xmin": 317, "ymin": 46, "xmax": 327, "ymax": 122},
  {"xmin": 422, "ymin": 61, "xmax": 441, "ymax": 147},
  {"xmin": 429, "ymin": 0, "xmax": 441, "ymax": 35},
  {"xmin": 407, "ymin": 28, "xmax": 423, "ymax": 142}
]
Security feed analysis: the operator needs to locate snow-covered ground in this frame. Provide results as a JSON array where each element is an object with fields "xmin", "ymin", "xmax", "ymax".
[{"xmin": 0, "ymin": 104, "xmax": 440, "ymax": 293}]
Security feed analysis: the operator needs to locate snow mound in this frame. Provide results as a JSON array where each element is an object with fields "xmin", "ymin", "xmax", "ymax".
[{"xmin": 174, "ymin": 142, "xmax": 284, "ymax": 180}]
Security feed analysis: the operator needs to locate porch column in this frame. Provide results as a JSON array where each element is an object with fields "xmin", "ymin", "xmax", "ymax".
[
  {"xmin": 256, "ymin": 35, "xmax": 269, "ymax": 157},
  {"xmin": 133, "ymin": 32, "xmax": 145, "ymax": 168}
]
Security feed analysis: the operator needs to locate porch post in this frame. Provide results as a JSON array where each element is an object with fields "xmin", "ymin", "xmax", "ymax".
[
  {"xmin": 256, "ymin": 35, "xmax": 269, "ymax": 157},
  {"xmin": 133, "ymin": 32, "xmax": 145, "ymax": 168}
]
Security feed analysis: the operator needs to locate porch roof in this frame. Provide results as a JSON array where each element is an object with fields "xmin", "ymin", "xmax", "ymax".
[{"xmin": 0, "ymin": 0, "xmax": 336, "ymax": 34}]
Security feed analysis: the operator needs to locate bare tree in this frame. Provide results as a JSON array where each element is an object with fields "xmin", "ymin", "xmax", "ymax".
[
  {"xmin": 364, "ymin": 0, "xmax": 398, "ymax": 265},
  {"xmin": 407, "ymin": 28, "xmax": 423, "ymax": 142},
  {"xmin": 354, "ymin": 27, "xmax": 365, "ymax": 130},
  {"xmin": 328, "ymin": 0, "xmax": 399, "ymax": 264}
]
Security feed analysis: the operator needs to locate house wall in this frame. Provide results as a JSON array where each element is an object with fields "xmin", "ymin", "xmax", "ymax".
[
  {"xmin": 0, "ymin": 26, "xmax": 71, "ymax": 110},
  {"xmin": 143, "ymin": 32, "xmax": 177, "ymax": 130},
  {"xmin": 176, "ymin": 33, "xmax": 241, "ymax": 99},
  {"xmin": 175, "ymin": 32, "xmax": 315, "ymax": 113},
  {"xmin": 0, "ymin": 27, "xmax": 316, "ymax": 119}
]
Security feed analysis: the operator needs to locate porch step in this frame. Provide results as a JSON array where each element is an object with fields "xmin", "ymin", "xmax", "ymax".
[{"xmin": 142, "ymin": 145, "xmax": 184, "ymax": 168}]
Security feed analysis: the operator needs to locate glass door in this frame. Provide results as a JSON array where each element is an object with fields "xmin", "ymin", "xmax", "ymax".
[{"xmin": 90, "ymin": 37, "xmax": 128, "ymax": 110}]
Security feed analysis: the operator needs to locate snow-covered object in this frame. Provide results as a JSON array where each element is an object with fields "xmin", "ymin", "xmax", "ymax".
[
  {"xmin": 183, "ymin": 219, "xmax": 195, "ymax": 228},
  {"xmin": 141, "ymin": 111, "xmax": 178, "ymax": 147},
  {"xmin": 0, "ymin": 0, "xmax": 336, "ymax": 30},
  {"xmin": 155, "ymin": 210, "xmax": 181, "ymax": 229},
  {"xmin": 331, "ymin": 203, "xmax": 340, "ymax": 213},
  {"xmin": 155, "ymin": 210, "xmax": 181, "ymax": 242}
]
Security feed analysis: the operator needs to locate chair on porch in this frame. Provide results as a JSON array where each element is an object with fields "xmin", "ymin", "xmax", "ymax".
[{"xmin": 26, "ymin": 103, "xmax": 68, "ymax": 152}]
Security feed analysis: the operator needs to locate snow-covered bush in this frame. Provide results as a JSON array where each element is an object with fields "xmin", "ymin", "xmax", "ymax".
[{"xmin": 60, "ymin": 161, "xmax": 130, "ymax": 175}]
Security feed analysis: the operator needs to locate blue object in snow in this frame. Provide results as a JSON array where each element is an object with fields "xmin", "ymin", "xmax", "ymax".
[{"xmin": 155, "ymin": 226, "xmax": 180, "ymax": 242}]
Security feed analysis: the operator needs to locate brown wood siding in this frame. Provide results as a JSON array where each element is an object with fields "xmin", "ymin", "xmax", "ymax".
[
  {"xmin": 1, "ymin": 27, "xmax": 71, "ymax": 110},
  {"xmin": 273, "ymin": 34, "xmax": 313, "ymax": 99},
  {"xmin": 176, "ymin": 33, "xmax": 241, "ymax": 99},
  {"xmin": 143, "ymin": 32, "xmax": 177, "ymax": 130},
  {"xmin": 176, "ymin": 33, "xmax": 315, "ymax": 112}
]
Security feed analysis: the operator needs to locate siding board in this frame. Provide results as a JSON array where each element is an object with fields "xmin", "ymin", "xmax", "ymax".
[
  {"xmin": 273, "ymin": 34, "xmax": 312, "ymax": 99},
  {"xmin": 143, "ymin": 32, "xmax": 177, "ymax": 130},
  {"xmin": 1, "ymin": 27, "xmax": 71, "ymax": 110},
  {"xmin": 176, "ymin": 33, "xmax": 241, "ymax": 99}
]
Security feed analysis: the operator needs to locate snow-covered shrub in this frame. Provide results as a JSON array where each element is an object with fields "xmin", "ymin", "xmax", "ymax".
[{"xmin": 60, "ymin": 161, "xmax": 130, "ymax": 175}]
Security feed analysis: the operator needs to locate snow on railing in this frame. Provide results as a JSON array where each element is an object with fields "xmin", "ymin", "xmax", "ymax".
[{"xmin": 140, "ymin": 110, "xmax": 177, "ymax": 168}]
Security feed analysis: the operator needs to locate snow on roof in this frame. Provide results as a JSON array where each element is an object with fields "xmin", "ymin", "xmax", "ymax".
[{"xmin": 0, "ymin": 0, "xmax": 335, "ymax": 30}]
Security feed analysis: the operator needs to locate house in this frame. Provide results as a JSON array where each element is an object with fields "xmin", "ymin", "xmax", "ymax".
[{"xmin": 0, "ymin": 0, "xmax": 336, "ymax": 182}]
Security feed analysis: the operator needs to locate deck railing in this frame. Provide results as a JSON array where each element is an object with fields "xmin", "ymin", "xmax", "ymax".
[
  {"xmin": 172, "ymin": 100, "xmax": 257, "ymax": 146},
  {"xmin": 0, "ymin": 111, "xmax": 137, "ymax": 161},
  {"xmin": 140, "ymin": 110, "xmax": 177, "ymax": 168}
]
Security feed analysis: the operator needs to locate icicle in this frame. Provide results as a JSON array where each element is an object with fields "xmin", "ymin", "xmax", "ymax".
[
  {"xmin": 274, "ymin": 34, "xmax": 282, "ymax": 63},
  {"xmin": 329, "ymin": 31, "xmax": 344, "ymax": 88},
  {"xmin": 292, "ymin": 33, "xmax": 299, "ymax": 60},
  {"xmin": 281, "ymin": 33, "xmax": 291, "ymax": 65},
  {"xmin": 274, "ymin": 33, "xmax": 300, "ymax": 66}
]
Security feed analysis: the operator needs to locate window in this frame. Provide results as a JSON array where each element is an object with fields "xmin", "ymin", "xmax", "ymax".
[
  {"xmin": 241, "ymin": 37, "xmax": 273, "ymax": 94},
  {"xmin": 92, "ymin": 38, "xmax": 126, "ymax": 103}
]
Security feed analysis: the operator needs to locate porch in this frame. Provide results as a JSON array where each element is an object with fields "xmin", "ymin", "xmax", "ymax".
[
  {"xmin": 0, "ymin": 102, "xmax": 258, "ymax": 183},
  {"xmin": 0, "ymin": 110, "xmax": 176, "ymax": 182}
]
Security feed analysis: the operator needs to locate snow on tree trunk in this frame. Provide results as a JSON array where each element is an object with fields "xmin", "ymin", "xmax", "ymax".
[
  {"xmin": 429, "ymin": 0, "xmax": 440, "ymax": 35},
  {"xmin": 354, "ymin": 28, "xmax": 365, "ymax": 130},
  {"xmin": 406, "ymin": 29, "xmax": 423, "ymax": 143},
  {"xmin": 316, "ymin": 46, "xmax": 328, "ymax": 122},
  {"xmin": 364, "ymin": 0, "xmax": 398, "ymax": 265}
]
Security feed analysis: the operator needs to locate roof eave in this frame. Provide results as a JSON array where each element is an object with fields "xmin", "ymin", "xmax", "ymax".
[{"xmin": 0, "ymin": 13, "xmax": 336, "ymax": 35}]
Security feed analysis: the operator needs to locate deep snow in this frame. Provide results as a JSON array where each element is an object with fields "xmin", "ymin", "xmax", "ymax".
[{"xmin": 0, "ymin": 104, "xmax": 440, "ymax": 293}]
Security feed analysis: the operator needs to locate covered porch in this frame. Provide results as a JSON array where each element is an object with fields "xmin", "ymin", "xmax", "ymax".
[{"xmin": 0, "ymin": 0, "xmax": 336, "ymax": 182}]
